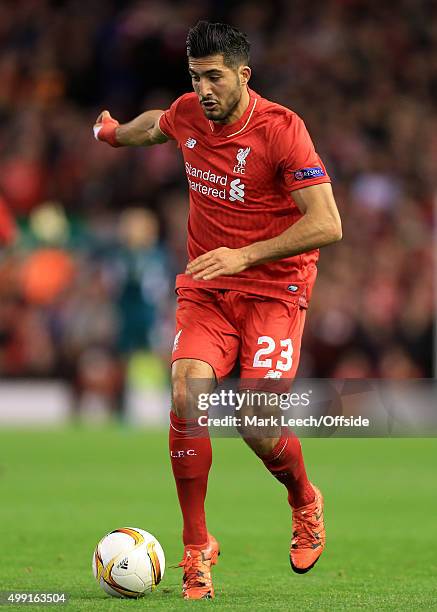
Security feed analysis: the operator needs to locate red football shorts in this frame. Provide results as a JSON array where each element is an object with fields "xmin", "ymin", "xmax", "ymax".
[{"xmin": 172, "ymin": 288, "xmax": 308, "ymax": 389}]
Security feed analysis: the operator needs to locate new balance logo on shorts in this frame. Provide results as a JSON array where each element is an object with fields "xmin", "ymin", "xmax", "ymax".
[{"xmin": 264, "ymin": 370, "xmax": 283, "ymax": 379}]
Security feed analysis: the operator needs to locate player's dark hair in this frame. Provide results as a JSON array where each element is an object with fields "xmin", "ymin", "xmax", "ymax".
[{"xmin": 186, "ymin": 21, "xmax": 250, "ymax": 68}]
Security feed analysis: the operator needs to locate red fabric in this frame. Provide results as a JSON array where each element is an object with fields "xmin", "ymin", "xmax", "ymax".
[
  {"xmin": 97, "ymin": 116, "xmax": 120, "ymax": 147},
  {"xmin": 169, "ymin": 411, "xmax": 212, "ymax": 546},
  {"xmin": 159, "ymin": 88, "xmax": 330, "ymax": 300},
  {"xmin": 0, "ymin": 198, "xmax": 17, "ymax": 244},
  {"xmin": 0, "ymin": 159, "xmax": 46, "ymax": 213},
  {"xmin": 172, "ymin": 288, "xmax": 307, "ymax": 385},
  {"xmin": 261, "ymin": 432, "xmax": 314, "ymax": 508}
]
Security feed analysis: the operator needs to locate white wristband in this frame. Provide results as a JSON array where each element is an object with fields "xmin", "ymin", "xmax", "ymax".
[{"xmin": 93, "ymin": 125, "xmax": 102, "ymax": 140}]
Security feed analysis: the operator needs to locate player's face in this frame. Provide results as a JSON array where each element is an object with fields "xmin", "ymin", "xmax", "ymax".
[{"xmin": 188, "ymin": 55, "xmax": 250, "ymax": 124}]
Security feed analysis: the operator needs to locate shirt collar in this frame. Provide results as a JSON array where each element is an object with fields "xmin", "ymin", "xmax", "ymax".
[{"xmin": 207, "ymin": 88, "xmax": 259, "ymax": 138}]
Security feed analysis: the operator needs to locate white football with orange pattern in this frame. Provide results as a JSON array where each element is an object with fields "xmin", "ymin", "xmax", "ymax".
[{"xmin": 92, "ymin": 527, "xmax": 165, "ymax": 598}]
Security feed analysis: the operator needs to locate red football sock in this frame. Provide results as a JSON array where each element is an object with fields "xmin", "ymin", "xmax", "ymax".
[
  {"xmin": 260, "ymin": 431, "xmax": 314, "ymax": 508},
  {"xmin": 169, "ymin": 411, "xmax": 212, "ymax": 546}
]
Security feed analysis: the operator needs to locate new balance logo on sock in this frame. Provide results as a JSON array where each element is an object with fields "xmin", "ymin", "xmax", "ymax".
[{"xmin": 171, "ymin": 449, "xmax": 197, "ymax": 458}]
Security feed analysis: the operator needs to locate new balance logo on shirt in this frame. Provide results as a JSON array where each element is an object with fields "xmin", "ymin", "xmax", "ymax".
[{"xmin": 185, "ymin": 137, "xmax": 197, "ymax": 148}]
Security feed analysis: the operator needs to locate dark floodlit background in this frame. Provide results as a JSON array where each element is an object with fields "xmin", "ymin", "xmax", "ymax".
[{"xmin": 0, "ymin": 0, "xmax": 435, "ymax": 424}]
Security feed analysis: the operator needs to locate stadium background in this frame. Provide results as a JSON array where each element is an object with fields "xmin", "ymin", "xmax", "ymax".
[
  {"xmin": 0, "ymin": 2, "xmax": 436, "ymax": 609},
  {"xmin": 0, "ymin": 0, "xmax": 435, "ymax": 424}
]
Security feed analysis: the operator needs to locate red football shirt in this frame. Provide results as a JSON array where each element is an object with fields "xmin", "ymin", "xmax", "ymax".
[{"xmin": 159, "ymin": 88, "xmax": 331, "ymax": 304}]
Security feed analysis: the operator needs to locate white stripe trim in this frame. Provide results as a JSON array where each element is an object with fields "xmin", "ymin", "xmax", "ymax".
[
  {"xmin": 170, "ymin": 422, "xmax": 201, "ymax": 434},
  {"xmin": 226, "ymin": 97, "xmax": 258, "ymax": 138},
  {"xmin": 272, "ymin": 437, "xmax": 288, "ymax": 460},
  {"xmin": 207, "ymin": 97, "xmax": 258, "ymax": 138},
  {"xmin": 157, "ymin": 111, "xmax": 168, "ymax": 137}
]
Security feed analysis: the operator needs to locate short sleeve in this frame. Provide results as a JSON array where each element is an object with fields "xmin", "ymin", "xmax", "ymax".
[
  {"xmin": 158, "ymin": 96, "xmax": 184, "ymax": 142},
  {"xmin": 275, "ymin": 114, "xmax": 331, "ymax": 192}
]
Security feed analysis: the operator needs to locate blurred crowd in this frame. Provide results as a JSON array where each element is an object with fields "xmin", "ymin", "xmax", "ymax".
[{"xmin": 0, "ymin": 0, "xmax": 434, "ymax": 411}]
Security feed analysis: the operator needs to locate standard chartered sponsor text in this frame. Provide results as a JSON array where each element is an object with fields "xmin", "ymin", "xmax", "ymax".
[{"xmin": 185, "ymin": 162, "xmax": 228, "ymax": 199}]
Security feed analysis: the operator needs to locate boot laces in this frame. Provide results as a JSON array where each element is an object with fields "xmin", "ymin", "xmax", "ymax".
[
  {"xmin": 178, "ymin": 551, "xmax": 211, "ymax": 590},
  {"xmin": 292, "ymin": 508, "xmax": 320, "ymax": 549}
]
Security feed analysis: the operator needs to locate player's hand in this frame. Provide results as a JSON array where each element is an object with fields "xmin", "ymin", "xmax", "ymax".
[
  {"xmin": 186, "ymin": 247, "xmax": 250, "ymax": 280},
  {"xmin": 93, "ymin": 110, "xmax": 121, "ymax": 147}
]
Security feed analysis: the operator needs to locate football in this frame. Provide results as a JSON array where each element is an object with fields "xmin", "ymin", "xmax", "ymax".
[{"xmin": 92, "ymin": 527, "xmax": 165, "ymax": 598}]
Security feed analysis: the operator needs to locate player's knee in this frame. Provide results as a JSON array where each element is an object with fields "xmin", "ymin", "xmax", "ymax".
[
  {"xmin": 171, "ymin": 363, "xmax": 215, "ymax": 419},
  {"xmin": 171, "ymin": 377, "xmax": 191, "ymax": 418}
]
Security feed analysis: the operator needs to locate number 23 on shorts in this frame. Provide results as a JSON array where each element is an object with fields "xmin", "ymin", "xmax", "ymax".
[{"xmin": 252, "ymin": 336, "xmax": 294, "ymax": 376}]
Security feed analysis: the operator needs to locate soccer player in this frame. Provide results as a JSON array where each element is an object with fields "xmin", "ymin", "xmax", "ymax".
[{"xmin": 94, "ymin": 21, "xmax": 342, "ymax": 600}]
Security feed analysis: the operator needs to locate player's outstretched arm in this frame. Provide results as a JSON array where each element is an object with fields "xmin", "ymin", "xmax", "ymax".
[
  {"xmin": 93, "ymin": 109, "xmax": 168, "ymax": 147},
  {"xmin": 186, "ymin": 183, "xmax": 342, "ymax": 280}
]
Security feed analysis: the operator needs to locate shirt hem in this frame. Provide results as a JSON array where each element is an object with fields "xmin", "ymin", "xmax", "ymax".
[
  {"xmin": 175, "ymin": 271, "xmax": 317, "ymax": 306},
  {"xmin": 289, "ymin": 177, "xmax": 331, "ymax": 192}
]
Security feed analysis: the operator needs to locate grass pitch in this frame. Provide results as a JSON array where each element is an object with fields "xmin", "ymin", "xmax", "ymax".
[{"xmin": 0, "ymin": 428, "xmax": 436, "ymax": 611}]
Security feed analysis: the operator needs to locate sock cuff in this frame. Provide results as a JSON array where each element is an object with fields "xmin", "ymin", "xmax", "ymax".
[
  {"xmin": 183, "ymin": 539, "xmax": 209, "ymax": 551},
  {"xmin": 261, "ymin": 427, "xmax": 299, "ymax": 462},
  {"xmin": 169, "ymin": 411, "xmax": 208, "ymax": 437}
]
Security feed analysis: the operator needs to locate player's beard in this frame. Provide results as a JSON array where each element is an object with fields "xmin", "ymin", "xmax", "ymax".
[{"xmin": 202, "ymin": 79, "xmax": 242, "ymax": 124}]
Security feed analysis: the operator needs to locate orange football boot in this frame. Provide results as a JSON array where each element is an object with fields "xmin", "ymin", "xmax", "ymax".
[
  {"xmin": 178, "ymin": 533, "xmax": 220, "ymax": 599},
  {"xmin": 290, "ymin": 484, "xmax": 325, "ymax": 573}
]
